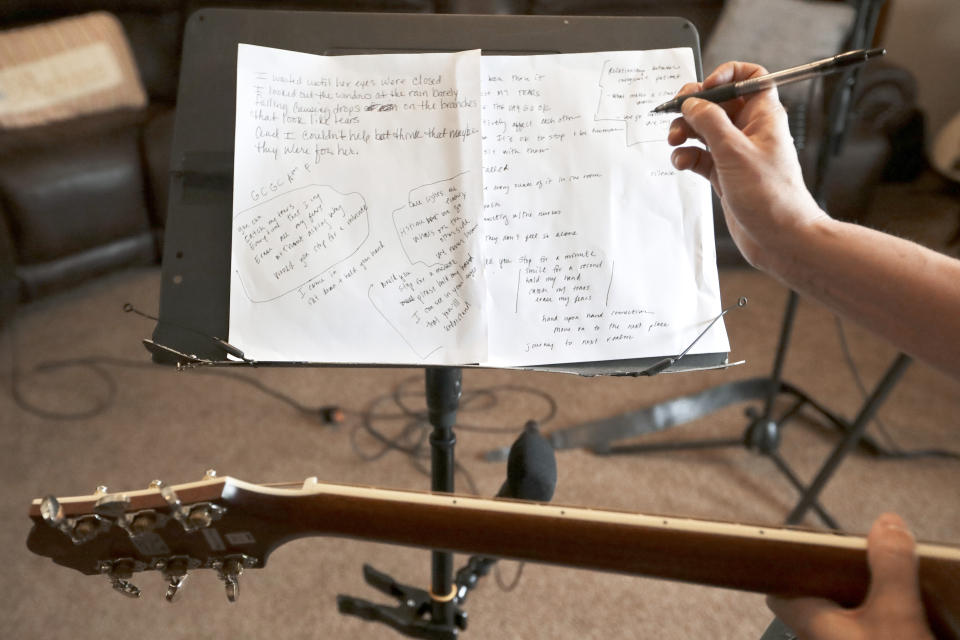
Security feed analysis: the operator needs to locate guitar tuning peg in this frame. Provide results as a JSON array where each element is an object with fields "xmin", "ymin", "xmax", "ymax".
[
  {"xmin": 162, "ymin": 558, "xmax": 190, "ymax": 603},
  {"xmin": 94, "ymin": 494, "xmax": 130, "ymax": 521},
  {"xmin": 40, "ymin": 496, "xmax": 64, "ymax": 527},
  {"xmin": 103, "ymin": 559, "xmax": 141, "ymax": 599},
  {"xmin": 165, "ymin": 574, "xmax": 188, "ymax": 602},
  {"xmin": 111, "ymin": 577, "xmax": 141, "ymax": 598},
  {"xmin": 223, "ymin": 574, "xmax": 240, "ymax": 603},
  {"xmin": 204, "ymin": 469, "xmax": 218, "ymax": 479},
  {"xmin": 216, "ymin": 557, "xmax": 244, "ymax": 603},
  {"xmin": 95, "ymin": 485, "xmax": 109, "ymax": 496},
  {"xmin": 149, "ymin": 479, "xmax": 164, "ymax": 489}
]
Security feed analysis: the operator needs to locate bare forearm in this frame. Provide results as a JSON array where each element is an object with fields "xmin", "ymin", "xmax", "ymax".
[
  {"xmin": 771, "ymin": 215, "xmax": 960, "ymax": 379},
  {"xmin": 668, "ymin": 65, "xmax": 960, "ymax": 379}
]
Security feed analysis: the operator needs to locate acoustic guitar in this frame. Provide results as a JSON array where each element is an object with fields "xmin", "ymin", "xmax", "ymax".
[{"xmin": 27, "ymin": 472, "xmax": 960, "ymax": 638}]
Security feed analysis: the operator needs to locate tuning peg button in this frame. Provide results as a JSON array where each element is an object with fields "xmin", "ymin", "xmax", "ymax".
[
  {"xmin": 111, "ymin": 578, "xmax": 141, "ymax": 598},
  {"xmin": 162, "ymin": 557, "xmax": 190, "ymax": 603},
  {"xmin": 164, "ymin": 574, "xmax": 188, "ymax": 603},
  {"xmin": 215, "ymin": 557, "xmax": 245, "ymax": 603},
  {"xmin": 104, "ymin": 559, "xmax": 141, "ymax": 599},
  {"xmin": 224, "ymin": 575, "xmax": 239, "ymax": 603}
]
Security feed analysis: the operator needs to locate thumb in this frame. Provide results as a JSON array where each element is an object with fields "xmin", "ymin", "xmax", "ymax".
[
  {"xmin": 766, "ymin": 594, "xmax": 842, "ymax": 639},
  {"xmin": 679, "ymin": 98, "xmax": 744, "ymax": 153},
  {"xmin": 864, "ymin": 513, "xmax": 923, "ymax": 611}
]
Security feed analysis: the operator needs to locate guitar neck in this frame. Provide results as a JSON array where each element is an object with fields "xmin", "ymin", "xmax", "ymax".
[
  {"xmin": 28, "ymin": 477, "xmax": 960, "ymax": 639},
  {"xmin": 230, "ymin": 479, "xmax": 960, "ymax": 622}
]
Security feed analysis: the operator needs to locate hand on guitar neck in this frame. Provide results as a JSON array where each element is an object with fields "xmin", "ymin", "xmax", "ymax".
[{"xmin": 768, "ymin": 513, "xmax": 936, "ymax": 640}]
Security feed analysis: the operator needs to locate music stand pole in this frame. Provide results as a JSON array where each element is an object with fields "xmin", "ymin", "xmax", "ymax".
[{"xmin": 425, "ymin": 366, "xmax": 462, "ymax": 627}]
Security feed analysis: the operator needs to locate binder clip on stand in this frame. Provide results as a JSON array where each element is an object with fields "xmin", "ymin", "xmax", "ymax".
[
  {"xmin": 337, "ymin": 367, "xmax": 558, "ymax": 640},
  {"xmin": 544, "ymin": 0, "xmax": 898, "ymax": 530}
]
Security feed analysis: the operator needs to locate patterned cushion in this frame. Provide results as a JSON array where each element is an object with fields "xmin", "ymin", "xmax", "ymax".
[{"xmin": 0, "ymin": 12, "xmax": 146, "ymax": 128}]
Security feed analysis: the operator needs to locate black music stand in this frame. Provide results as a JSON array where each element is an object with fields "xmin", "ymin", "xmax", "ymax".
[
  {"xmin": 150, "ymin": 10, "xmax": 728, "ymax": 638},
  {"xmin": 544, "ymin": 0, "xmax": 898, "ymax": 530}
]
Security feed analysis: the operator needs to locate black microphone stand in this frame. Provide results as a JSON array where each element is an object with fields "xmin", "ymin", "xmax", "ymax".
[
  {"xmin": 338, "ymin": 369, "xmax": 557, "ymax": 639},
  {"xmin": 337, "ymin": 366, "xmax": 463, "ymax": 639}
]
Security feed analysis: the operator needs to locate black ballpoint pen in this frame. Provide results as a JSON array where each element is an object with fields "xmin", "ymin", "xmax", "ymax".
[{"xmin": 651, "ymin": 47, "xmax": 886, "ymax": 113}]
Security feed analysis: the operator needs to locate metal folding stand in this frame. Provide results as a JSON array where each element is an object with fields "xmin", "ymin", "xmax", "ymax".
[{"xmin": 545, "ymin": 0, "xmax": 895, "ymax": 529}]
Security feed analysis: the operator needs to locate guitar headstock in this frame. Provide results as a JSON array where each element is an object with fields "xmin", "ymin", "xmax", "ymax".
[{"xmin": 27, "ymin": 471, "xmax": 286, "ymax": 603}]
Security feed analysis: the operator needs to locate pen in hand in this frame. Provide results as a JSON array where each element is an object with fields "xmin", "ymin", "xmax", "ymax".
[{"xmin": 651, "ymin": 47, "xmax": 886, "ymax": 114}]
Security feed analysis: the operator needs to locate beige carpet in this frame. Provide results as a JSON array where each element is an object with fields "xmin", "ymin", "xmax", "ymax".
[{"xmin": 3, "ymin": 246, "xmax": 959, "ymax": 639}]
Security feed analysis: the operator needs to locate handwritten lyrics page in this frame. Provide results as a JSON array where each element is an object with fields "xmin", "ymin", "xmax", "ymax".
[
  {"xmin": 230, "ymin": 45, "xmax": 487, "ymax": 364},
  {"xmin": 480, "ymin": 49, "xmax": 729, "ymax": 366}
]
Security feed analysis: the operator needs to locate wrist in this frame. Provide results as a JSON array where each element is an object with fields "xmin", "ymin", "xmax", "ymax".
[{"xmin": 764, "ymin": 203, "xmax": 833, "ymax": 285}]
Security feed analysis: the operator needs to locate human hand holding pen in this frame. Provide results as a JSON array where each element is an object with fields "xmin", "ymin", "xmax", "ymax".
[{"xmin": 666, "ymin": 61, "xmax": 825, "ymax": 273}]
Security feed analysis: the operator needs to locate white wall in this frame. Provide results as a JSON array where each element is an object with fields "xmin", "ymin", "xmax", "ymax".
[{"xmin": 881, "ymin": 0, "xmax": 960, "ymax": 151}]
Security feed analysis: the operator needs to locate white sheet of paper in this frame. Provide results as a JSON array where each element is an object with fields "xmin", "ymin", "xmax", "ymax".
[
  {"xmin": 480, "ymin": 49, "xmax": 729, "ymax": 366},
  {"xmin": 230, "ymin": 45, "xmax": 487, "ymax": 364},
  {"xmin": 229, "ymin": 45, "xmax": 729, "ymax": 367}
]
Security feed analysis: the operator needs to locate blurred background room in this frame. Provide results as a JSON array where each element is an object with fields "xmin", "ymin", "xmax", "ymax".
[{"xmin": 1, "ymin": 1, "xmax": 958, "ymax": 639}]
